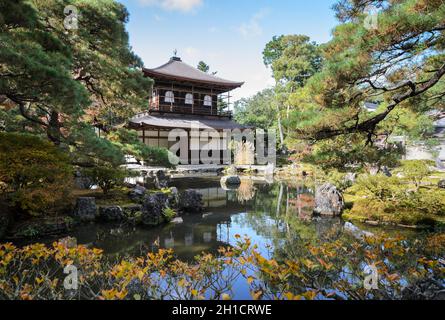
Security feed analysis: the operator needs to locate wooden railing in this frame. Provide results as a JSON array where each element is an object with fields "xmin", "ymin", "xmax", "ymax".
[{"xmin": 149, "ymin": 96, "xmax": 232, "ymax": 118}]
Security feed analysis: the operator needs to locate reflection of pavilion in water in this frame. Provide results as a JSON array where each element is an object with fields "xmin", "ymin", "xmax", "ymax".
[
  {"xmin": 63, "ymin": 179, "xmax": 333, "ymax": 261},
  {"xmin": 70, "ymin": 179, "xmax": 255, "ymax": 261},
  {"xmin": 145, "ymin": 178, "xmax": 255, "ymax": 259}
]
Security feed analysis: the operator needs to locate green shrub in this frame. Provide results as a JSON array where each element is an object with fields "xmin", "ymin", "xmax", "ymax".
[
  {"xmin": 0, "ymin": 133, "xmax": 73, "ymax": 215},
  {"xmin": 397, "ymin": 189, "xmax": 445, "ymax": 217},
  {"xmin": 162, "ymin": 207, "xmax": 177, "ymax": 222},
  {"xmin": 108, "ymin": 129, "xmax": 177, "ymax": 168},
  {"xmin": 347, "ymin": 173, "xmax": 445, "ymax": 225},
  {"xmin": 81, "ymin": 166, "xmax": 129, "ymax": 194},
  {"xmin": 350, "ymin": 174, "xmax": 401, "ymax": 202}
]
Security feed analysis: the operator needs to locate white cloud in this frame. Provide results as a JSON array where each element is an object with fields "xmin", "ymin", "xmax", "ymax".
[
  {"xmin": 138, "ymin": 0, "xmax": 203, "ymax": 12},
  {"xmin": 238, "ymin": 9, "xmax": 269, "ymax": 38}
]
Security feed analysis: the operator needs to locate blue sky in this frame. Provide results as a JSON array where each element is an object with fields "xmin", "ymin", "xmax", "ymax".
[{"xmin": 119, "ymin": 0, "xmax": 339, "ymax": 100}]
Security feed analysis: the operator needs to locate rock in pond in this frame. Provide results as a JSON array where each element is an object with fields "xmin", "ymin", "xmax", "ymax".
[
  {"xmin": 72, "ymin": 197, "xmax": 97, "ymax": 222},
  {"xmin": 313, "ymin": 183, "xmax": 344, "ymax": 217},
  {"xmin": 178, "ymin": 190, "xmax": 203, "ymax": 213},
  {"xmin": 220, "ymin": 176, "xmax": 241, "ymax": 190},
  {"xmin": 142, "ymin": 193, "xmax": 170, "ymax": 226},
  {"xmin": 12, "ymin": 217, "xmax": 76, "ymax": 239},
  {"xmin": 99, "ymin": 206, "xmax": 125, "ymax": 222},
  {"xmin": 122, "ymin": 204, "xmax": 143, "ymax": 225}
]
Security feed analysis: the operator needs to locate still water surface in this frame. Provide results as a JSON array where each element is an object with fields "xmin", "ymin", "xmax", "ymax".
[
  {"xmin": 19, "ymin": 177, "xmax": 434, "ymax": 299},
  {"xmin": 67, "ymin": 177, "xmax": 415, "ymax": 260}
]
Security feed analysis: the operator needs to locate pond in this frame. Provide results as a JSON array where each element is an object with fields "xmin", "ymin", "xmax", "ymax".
[
  {"xmin": 65, "ymin": 177, "xmax": 417, "ymax": 260},
  {"xmin": 12, "ymin": 176, "xmax": 443, "ymax": 299}
]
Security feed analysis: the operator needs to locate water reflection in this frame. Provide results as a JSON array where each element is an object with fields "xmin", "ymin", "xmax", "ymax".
[
  {"xmin": 61, "ymin": 178, "xmax": 312, "ymax": 259},
  {"xmin": 57, "ymin": 178, "xmax": 415, "ymax": 262}
]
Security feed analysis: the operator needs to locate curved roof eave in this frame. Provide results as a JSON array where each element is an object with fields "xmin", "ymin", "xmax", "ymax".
[{"xmin": 142, "ymin": 58, "xmax": 244, "ymax": 90}]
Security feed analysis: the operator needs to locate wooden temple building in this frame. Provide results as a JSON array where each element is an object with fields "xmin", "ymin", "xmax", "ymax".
[{"xmin": 129, "ymin": 56, "xmax": 251, "ymax": 164}]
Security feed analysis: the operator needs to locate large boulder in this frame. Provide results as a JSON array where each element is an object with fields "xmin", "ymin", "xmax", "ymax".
[
  {"xmin": 141, "ymin": 193, "xmax": 170, "ymax": 226},
  {"xmin": 12, "ymin": 217, "xmax": 75, "ymax": 239},
  {"xmin": 128, "ymin": 185, "xmax": 147, "ymax": 201},
  {"xmin": 313, "ymin": 183, "xmax": 344, "ymax": 217},
  {"xmin": 122, "ymin": 204, "xmax": 143, "ymax": 225},
  {"xmin": 178, "ymin": 190, "xmax": 203, "ymax": 213},
  {"xmin": 438, "ymin": 180, "xmax": 445, "ymax": 189},
  {"xmin": 72, "ymin": 197, "xmax": 97, "ymax": 222},
  {"xmin": 99, "ymin": 206, "xmax": 125, "ymax": 222}
]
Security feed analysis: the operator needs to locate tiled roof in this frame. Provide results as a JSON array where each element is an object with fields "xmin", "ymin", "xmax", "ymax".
[
  {"xmin": 143, "ymin": 57, "xmax": 244, "ymax": 89},
  {"xmin": 130, "ymin": 113, "xmax": 252, "ymax": 130}
]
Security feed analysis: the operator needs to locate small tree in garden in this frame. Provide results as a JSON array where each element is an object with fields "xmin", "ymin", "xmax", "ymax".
[
  {"xmin": 0, "ymin": 133, "xmax": 73, "ymax": 215},
  {"xmin": 398, "ymin": 160, "xmax": 434, "ymax": 191},
  {"xmin": 81, "ymin": 166, "xmax": 128, "ymax": 195}
]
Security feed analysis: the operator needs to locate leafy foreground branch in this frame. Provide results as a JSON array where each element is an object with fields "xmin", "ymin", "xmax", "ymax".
[{"xmin": 0, "ymin": 234, "xmax": 444, "ymax": 300}]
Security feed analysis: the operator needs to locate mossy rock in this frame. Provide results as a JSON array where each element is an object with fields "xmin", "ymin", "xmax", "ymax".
[{"xmin": 11, "ymin": 216, "xmax": 76, "ymax": 239}]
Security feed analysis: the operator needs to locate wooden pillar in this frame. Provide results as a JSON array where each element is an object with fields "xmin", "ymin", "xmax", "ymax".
[
  {"xmin": 170, "ymin": 83, "xmax": 173, "ymax": 112},
  {"xmin": 211, "ymin": 87, "xmax": 213, "ymax": 115},
  {"xmin": 192, "ymin": 85, "xmax": 195, "ymax": 114}
]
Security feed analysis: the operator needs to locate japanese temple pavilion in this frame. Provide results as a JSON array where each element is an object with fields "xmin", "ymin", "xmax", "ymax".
[{"xmin": 129, "ymin": 56, "xmax": 251, "ymax": 164}]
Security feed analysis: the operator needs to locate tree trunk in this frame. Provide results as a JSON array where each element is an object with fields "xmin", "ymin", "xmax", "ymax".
[
  {"xmin": 47, "ymin": 111, "xmax": 62, "ymax": 145},
  {"xmin": 276, "ymin": 111, "xmax": 285, "ymax": 147}
]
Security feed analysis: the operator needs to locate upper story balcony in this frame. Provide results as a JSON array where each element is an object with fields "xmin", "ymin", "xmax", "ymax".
[{"xmin": 149, "ymin": 88, "xmax": 233, "ymax": 118}]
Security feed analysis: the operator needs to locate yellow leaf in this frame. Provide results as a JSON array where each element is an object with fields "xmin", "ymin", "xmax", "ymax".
[
  {"xmin": 302, "ymin": 290, "xmax": 317, "ymax": 300},
  {"xmin": 178, "ymin": 278, "xmax": 186, "ymax": 288},
  {"xmin": 251, "ymin": 290, "xmax": 263, "ymax": 300},
  {"xmin": 222, "ymin": 293, "xmax": 231, "ymax": 300}
]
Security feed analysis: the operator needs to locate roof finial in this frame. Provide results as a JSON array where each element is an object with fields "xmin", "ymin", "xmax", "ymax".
[{"xmin": 171, "ymin": 49, "xmax": 181, "ymax": 61}]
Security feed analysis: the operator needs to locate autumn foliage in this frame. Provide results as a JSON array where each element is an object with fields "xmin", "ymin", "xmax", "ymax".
[
  {"xmin": 0, "ymin": 133, "xmax": 73, "ymax": 215},
  {"xmin": 0, "ymin": 233, "xmax": 443, "ymax": 300}
]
